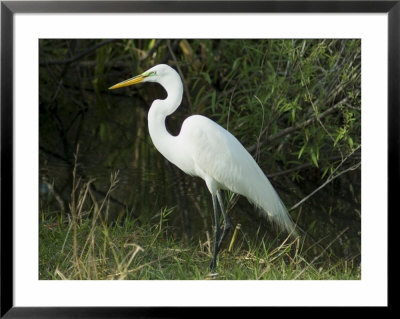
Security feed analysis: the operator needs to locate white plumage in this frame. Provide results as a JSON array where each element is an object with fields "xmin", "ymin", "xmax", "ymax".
[
  {"xmin": 109, "ymin": 64, "xmax": 297, "ymax": 270},
  {"xmin": 179, "ymin": 115, "xmax": 294, "ymax": 232}
]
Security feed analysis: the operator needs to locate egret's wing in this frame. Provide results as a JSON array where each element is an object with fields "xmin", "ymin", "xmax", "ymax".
[
  {"xmin": 179, "ymin": 115, "xmax": 295, "ymax": 234},
  {"xmin": 181, "ymin": 115, "xmax": 253, "ymax": 191}
]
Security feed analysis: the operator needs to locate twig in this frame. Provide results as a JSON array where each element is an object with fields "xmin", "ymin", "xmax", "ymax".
[
  {"xmin": 41, "ymin": 175, "xmax": 66, "ymax": 213},
  {"xmin": 293, "ymin": 227, "xmax": 349, "ymax": 279},
  {"xmin": 327, "ymin": 145, "xmax": 361, "ymax": 181},
  {"xmin": 298, "ymin": 63, "xmax": 344, "ymax": 160},
  {"xmin": 254, "ymin": 95, "xmax": 266, "ymax": 162},
  {"xmin": 289, "ymin": 161, "xmax": 360, "ymax": 212},
  {"xmin": 71, "ymin": 144, "xmax": 82, "ymax": 279},
  {"xmin": 40, "ymin": 39, "xmax": 118, "ymax": 66},
  {"xmin": 139, "ymin": 39, "xmax": 163, "ymax": 62},
  {"xmin": 226, "ymin": 83, "xmax": 237, "ymax": 132},
  {"xmin": 247, "ymin": 97, "xmax": 348, "ymax": 153},
  {"xmin": 267, "ymin": 153, "xmax": 360, "ymax": 179},
  {"xmin": 167, "ymin": 40, "xmax": 193, "ymax": 110}
]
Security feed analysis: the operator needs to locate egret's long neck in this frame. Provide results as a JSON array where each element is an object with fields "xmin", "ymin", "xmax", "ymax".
[{"xmin": 147, "ymin": 72, "xmax": 183, "ymax": 162}]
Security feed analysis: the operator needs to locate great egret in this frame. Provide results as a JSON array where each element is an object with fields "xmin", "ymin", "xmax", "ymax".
[{"xmin": 109, "ymin": 64, "xmax": 297, "ymax": 271}]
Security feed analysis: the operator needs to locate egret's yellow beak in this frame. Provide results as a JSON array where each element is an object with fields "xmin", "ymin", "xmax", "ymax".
[{"xmin": 108, "ymin": 74, "xmax": 145, "ymax": 90}]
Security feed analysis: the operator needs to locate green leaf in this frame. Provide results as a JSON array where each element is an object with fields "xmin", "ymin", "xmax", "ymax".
[
  {"xmin": 298, "ymin": 144, "xmax": 306, "ymax": 159},
  {"xmin": 321, "ymin": 166, "xmax": 330, "ymax": 179},
  {"xmin": 99, "ymin": 123, "xmax": 107, "ymax": 142},
  {"xmin": 201, "ymin": 72, "xmax": 211, "ymax": 85},
  {"xmin": 232, "ymin": 58, "xmax": 241, "ymax": 72},
  {"xmin": 311, "ymin": 149, "xmax": 319, "ymax": 167},
  {"xmin": 211, "ymin": 91, "xmax": 216, "ymax": 113},
  {"xmin": 348, "ymin": 137, "xmax": 354, "ymax": 149},
  {"xmin": 291, "ymin": 108, "xmax": 296, "ymax": 122}
]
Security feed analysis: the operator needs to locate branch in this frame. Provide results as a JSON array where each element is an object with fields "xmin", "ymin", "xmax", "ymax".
[
  {"xmin": 289, "ymin": 161, "xmax": 360, "ymax": 212},
  {"xmin": 40, "ymin": 39, "xmax": 118, "ymax": 66},
  {"xmin": 247, "ymin": 97, "xmax": 348, "ymax": 153},
  {"xmin": 266, "ymin": 154, "xmax": 359, "ymax": 179}
]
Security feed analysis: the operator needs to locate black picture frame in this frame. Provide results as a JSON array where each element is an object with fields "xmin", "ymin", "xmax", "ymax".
[{"xmin": 1, "ymin": 0, "xmax": 396, "ymax": 317}]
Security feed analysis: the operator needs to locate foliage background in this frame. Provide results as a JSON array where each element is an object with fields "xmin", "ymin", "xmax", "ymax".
[{"xmin": 39, "ymin": 39, "xmax": 361, "ymax": 270}]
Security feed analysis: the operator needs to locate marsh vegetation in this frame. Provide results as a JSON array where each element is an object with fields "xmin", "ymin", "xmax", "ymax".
[{"xmin": 39, "ymin": 39, "xmax": 361, "ymax": 279}]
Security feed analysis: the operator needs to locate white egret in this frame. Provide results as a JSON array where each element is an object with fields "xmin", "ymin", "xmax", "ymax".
[{"xmin": 109, "ymin": 64, "xmax": 297, "ymax": 270}]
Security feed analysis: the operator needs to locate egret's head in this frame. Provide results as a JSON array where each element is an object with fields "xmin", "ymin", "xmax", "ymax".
[{"xmin": 108, "ymin": 64, "xmax": 176, "ymax": 90}]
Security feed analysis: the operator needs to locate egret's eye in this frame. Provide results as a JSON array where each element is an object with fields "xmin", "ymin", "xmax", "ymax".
[{"xmin": 145, "ymin": 71, "xmax": 156, "ymax": 77}]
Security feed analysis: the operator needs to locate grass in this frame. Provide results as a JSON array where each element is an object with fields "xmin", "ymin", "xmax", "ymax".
[
  {"xmin": 39, "ymin": 167, "xmax": 360, "ymax": 280},
  {"xmin": 39, "ymin": 209, "xmax": 360, "ymax": 280}
]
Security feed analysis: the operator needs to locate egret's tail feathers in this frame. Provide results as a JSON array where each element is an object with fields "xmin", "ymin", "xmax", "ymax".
[
  {"xmin": 247, "ymin": 183, "xmax": 298, "ymax": 238},
  {"xmin": 264, "ymin": 203, "xmax": 298, "ymax": 238},
  {"xmin": 254, "ymin": 200, "xmax": 298, "ymax": 238},
  {"xmin": 243, "ymin": 166, "xmax": 299, "ymax": 237}
]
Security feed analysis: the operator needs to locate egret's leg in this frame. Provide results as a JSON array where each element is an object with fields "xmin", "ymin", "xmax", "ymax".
[
  {"xmin": 210, "ymin": 194, "xmax": 221, "ymax": 271},
  {"xmin": 217, "ymin": 191, "xmax": 232, "ymax": 250}
]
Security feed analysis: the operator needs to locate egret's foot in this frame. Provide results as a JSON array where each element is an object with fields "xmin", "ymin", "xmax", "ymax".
[
  {"xmin": 209, "ymin": 262, "xmax": 216, "ymax": 270},
  {"xmin": 208, "ymin": 272, "xmax": 218, "ymax": 278},
  {"xmin": 209, "ymin": 258, "xmax": 217, "ymax": 271}
]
